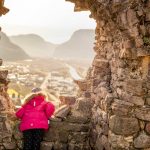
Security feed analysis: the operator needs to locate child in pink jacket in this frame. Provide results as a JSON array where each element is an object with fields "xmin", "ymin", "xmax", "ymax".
[{"xmin": 15, "ymin": 88, "xmax": 55, "ymax": 150}]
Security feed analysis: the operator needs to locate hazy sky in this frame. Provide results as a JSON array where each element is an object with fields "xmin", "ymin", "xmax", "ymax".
[{"xmin": 0, "ymin": 0, "xmax": 96, "ymax": 44}]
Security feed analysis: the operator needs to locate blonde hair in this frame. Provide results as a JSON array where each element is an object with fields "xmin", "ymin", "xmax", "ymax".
[{"xmin": 22, "ymin": 91, "xmax": 48, "ymax": 105}]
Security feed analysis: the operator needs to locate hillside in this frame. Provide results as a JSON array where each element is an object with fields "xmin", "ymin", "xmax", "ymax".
[
  {"xmin": 0, "ymin": 32, "xmax": 29, "ymax": 61},
  {"xmin": 10, "ymin": 34, "xmax": 57, "ymax": 58},
  {"xmin": 53, "ymin": 29, "xmax": 95, "ymax": 60}
]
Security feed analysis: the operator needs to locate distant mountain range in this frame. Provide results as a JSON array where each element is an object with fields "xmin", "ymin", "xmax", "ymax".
[
  {"xmin": 10, "ymin": 34, "xmax": 57, "ymax": 58},
  {"xmin": 0, "ymin": 32, "xmax": 29, "ymax": 61},
  {"xmin": 53, "ymin": 29, "xmax": 95, "ymax": 59},
  {"xmin": 0, "ymin": 29, "xmax": 95, "ymax": 61}
]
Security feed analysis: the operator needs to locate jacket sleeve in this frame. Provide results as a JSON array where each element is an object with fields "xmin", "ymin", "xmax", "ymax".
[
  {"xmin": 15, "ymin": 107, "xmax": 25, "ymax": 119},
  {"xmin": 45, "ymin": 102, "xmax": 55, "ymax": 119}
]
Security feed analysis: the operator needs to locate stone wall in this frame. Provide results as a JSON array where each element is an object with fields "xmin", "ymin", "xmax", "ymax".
[
  {"xmin": 0, "ymin": 59, "xmax": 16, "ymax": 150},
  {"xmin": 13, "ymin": 94, "xmax": 92, "ymax": 150},
  {"xmin": 2, "ymin": 0, "xmax": 150, "ymax": 149},
  {"xmin": 67, "ymin": 0, "xmax": 150, "ymax": 149},
  {"xmin": 0, "ymin": 57, "xmax": 93, "ymax": 150}
]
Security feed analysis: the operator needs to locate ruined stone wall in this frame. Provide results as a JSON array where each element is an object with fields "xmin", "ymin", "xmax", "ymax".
[
  {"xmin": 0, "ymin": 59, "xmax": 16, "ymax": 150},
  {"xmin": 68, "ymin": 0, "xmax": 150, "ymax": 149},
  {"xmin": 2, "ymin": 0, "xmax": 150, "ymax": 149},
  {"xmin": 14, "ymin": 94, "xmax": 92, "ymax": 150},
  {"xmin": 0, "ymin": 1, "xmax": 17, "ymax": 150}
]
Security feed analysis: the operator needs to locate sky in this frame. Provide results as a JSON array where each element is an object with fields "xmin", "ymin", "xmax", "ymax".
[{"xmin": 0, "ymin": 0, "xmax": 96, "ymax": 44}]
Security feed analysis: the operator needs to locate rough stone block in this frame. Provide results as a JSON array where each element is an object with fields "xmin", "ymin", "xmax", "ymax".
[
  {"xmin": 137, "ymin": 9, "xmax": 144, "ymax": 17},
  {"xmin": 53, "ymin": 142, "xmax": 68, "ymax": 150},
  {"xmin": 137, "ymin": 48, "xmax": 150, "ymax": 57},
  {"xmin": 66, "ymin": 110, "xmax": 90, "ymax": 124},
  {"xmin": 146, "ymin": 0, "xmax": 150, "ymax": 7},
  {"xmin": 140, "ymin": 25, "xmax": 146, "ymax": 36},
  {"xmin": 41, "ymin": 141, "xmax": 53, "ymax": 150},
  {"xmin": 3, "ymin": 141, "xmax": 17, "ymax": 150},
  {"xmin": 129, "ymin": 26, "xmax": 139, "ymax": 37},
  {"xmin": 146, "ymin": 97, "xmax": 150, "ymax": 105},
  {"xmin": 111, "ymin": 99, "xmax": 134, "ymax": 116},
  {"xmin": 135, "ymin": 37, "xmax": 144, "ymax": 48},
  {"xmin": 0, "ymin": 70, "xmax": 8, "ymax": 80},
  {"xmin": 119, "ymin": 48, "xmax": 133, "ymax": 59},
  {"xmin": 130, "ymin": 96, "xmax": 145, "ymax": 106},
  {"xmin": 59, "ymin": 96, "xmax": 76, "ymax": 106},
  {"xmin": 75, "ymin": 98, "xmax": 92, "ymax": 114},
  {"xmin": 50, "ymin": 121, "xmax": 89, "ymax": 133},
  {"xmin": 122, "ymin": 93, "xmax": 145, "ymax": 106},
  {"xmin": 135, "ymin": 108, "xmax": 150, "ymax": 121},
  {"xmin": 58, "ymin": 131, "xmax": 69, "ymax": 143},
  {"xmin": 127, "ymin": 9, "xmax": 138, "ymax": 26},
  {"xmin": 146, "ymin": 12, "xmax": 150, "ymax": 22},
  {"xmin": 109, "ymin": 115, "xmax": 140, "ymax": 135},
  {"xmin": 74, "ymin": 80, "xmax": 87, "ymax": 91},
  {"xmin": 125, "ymin": 79, "xmax": 144, "ymax": 96},
  {"xmin": 123, "ymin": 40, "xmax": 134, "ymax": 49},
  {"xmin": 69, "ymin": 132, "xmax": 88, "ymax": 144},
  {"xmin": 109, "ymin": 131, "xmax": 133, "ymax": 149},
  {"xmin": 95, "ymin": 135, "xmax": 110, "ymax": 150},
  {"xmin": 68, "ymin": 143, "xmax": 89, "ymax": 150},
  {"xmin": 134, "ymin": 132, "xmax": 150, "ymax": 148},
  {"xmin": 146, "ymin": 123, "xmax": 150, "ymax": 134},
  {"xmin": 92, "ymin": 59, "xmax": 109, "ymax": 69},
  {"xmin": 54, "ymin": 105, "xmax": 71, "ymax": 119},
  {"xmin": 120, "ymin": 12, "xmax": 127, "ymax": 26},
  {"xmin": 44, "ymin": 128, "xmax": 58, "ymax": 142}
]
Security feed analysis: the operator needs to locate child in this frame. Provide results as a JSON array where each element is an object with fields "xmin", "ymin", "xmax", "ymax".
[{"xmin": 15, "ymin": 87, "xmax": 55, "ymax": 150}]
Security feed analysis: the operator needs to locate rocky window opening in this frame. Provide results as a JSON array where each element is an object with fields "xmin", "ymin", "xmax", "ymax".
[{"xmin": 2, "ymin": 0, "xmax": 150, "ymax": 150}]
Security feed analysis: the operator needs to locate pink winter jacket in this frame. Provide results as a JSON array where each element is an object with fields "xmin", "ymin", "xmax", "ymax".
[{"xmin": 15, "ymin": 95, "xmax": 55, "ymax": 131}]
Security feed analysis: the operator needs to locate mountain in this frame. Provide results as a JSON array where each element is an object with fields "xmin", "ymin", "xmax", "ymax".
[
  {"xmin": 0, "ymin": 32, "xmax": 29, "ymax": 61},
  {"xmin": 53, "ymin": 29, "xmax": 95, "ymax": 60},
  {"xmin": 10, "ymin": 34, "xmax": 57, "ymax": 58}
]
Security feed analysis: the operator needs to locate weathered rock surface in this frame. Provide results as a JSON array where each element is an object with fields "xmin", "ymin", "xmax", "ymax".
[
  {"xmin": 109, "ymin": 115, "xmax": 139, "ymax": 135},
  {"xmin": 0, "ymin": 53, "xmax": 15, "ymax": 149},
  {"xmin": 54, "ymin": 105, "xmax": 71, "ymax": 119},
  {"xmin": 78, "ymin": 0, "xmax": 150, "ymax": 148},
  {"xmin": 135, "ymin": 108, "xmax": 150, "ymax": 121},
  {"xmin": 2, "ymin": 0, "xmax": 150, "ymax": 149},
  {"xmin": 134, "ymin": 132, "xmax": 150, "ymax": 148}
]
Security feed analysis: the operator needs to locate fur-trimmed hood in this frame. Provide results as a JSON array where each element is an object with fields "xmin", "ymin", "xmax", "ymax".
[{"xmin": 23, "ymin": 91, "xmax": 48, "ymax": 105}]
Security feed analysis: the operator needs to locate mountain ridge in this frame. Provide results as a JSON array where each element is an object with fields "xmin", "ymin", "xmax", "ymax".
[
  {"xmin": 10, "ymin": 34, "xmax": 57, "ymax": 58},
  {"xmin": 53, "ymin": 29, "xmax": 95, "ymax": 60},
  {"xmin": 0, "ymin": 32, "xmax": 30, "ymax": 61}
]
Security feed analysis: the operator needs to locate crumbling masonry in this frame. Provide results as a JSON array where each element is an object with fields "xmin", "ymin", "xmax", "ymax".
[{"xmin": 1, "ymin": 0, "xmax": 150, "ymax": 149}]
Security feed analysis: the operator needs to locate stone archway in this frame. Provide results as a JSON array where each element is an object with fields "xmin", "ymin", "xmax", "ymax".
[{"xmin": 1, "ymin": 0, "xmax": 150, "ymax": 150}]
